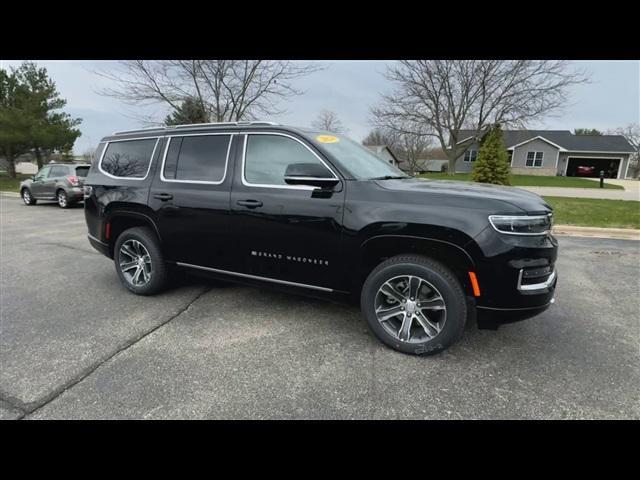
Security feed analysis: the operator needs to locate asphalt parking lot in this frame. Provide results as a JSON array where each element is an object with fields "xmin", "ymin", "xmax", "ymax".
[{"xmin": 1, "ymin": 196, "xmax": 639, "ymax": 419}]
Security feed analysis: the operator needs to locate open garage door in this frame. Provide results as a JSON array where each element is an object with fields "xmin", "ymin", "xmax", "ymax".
[{"xmin": 566, "ymin": 157, "xmax": 620, "ymax": 178}]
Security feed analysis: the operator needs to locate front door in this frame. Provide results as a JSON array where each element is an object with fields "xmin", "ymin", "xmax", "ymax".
[
  {"xmin": 149, "ymin": 133, "xmax": 237, "ymax": 269},
  {"xmin": 30, "ymin": 166, "xmax": 51, "ymax": 198},
  {"xmin": 229, "ymin": 132, "xmax": 346, "ymax": 291}
]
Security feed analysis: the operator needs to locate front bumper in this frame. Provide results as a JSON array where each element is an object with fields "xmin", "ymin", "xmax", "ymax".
[{"xmin": 469, "ymin": 227, "xmax": 558, "ymax": 311}]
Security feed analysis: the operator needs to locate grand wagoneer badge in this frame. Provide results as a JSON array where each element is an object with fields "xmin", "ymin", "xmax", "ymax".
[{"xmin": 251, "ymin": 250, "xmax": 329, "ymax": 266}]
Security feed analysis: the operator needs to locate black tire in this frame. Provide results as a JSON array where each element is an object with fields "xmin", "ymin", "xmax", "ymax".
[
  {"xmin": 113, "ymin": 226, "xmax": 169, "ymax": 296},
  {"xmin": 56, "ymin": 189, "xmax": 71, "ymax": 208},
  {"xmin": 360, "ymin": 254, "xmax": 467, "ymax": 356},
  {"xmin": 21, "ymin": 188, "xmax": 37, "ymax": 205}
]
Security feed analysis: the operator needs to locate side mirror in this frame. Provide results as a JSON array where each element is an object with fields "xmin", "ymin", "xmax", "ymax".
[{"xmin": 284, "ymin": 163, "xmax": 339, "ymax": 188}]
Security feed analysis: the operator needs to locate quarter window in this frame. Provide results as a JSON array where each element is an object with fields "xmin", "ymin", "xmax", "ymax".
[
  {"xmin": 526, "ymin": 151, "xmax": 544, "ymax": 167},
  {"xmin": 464, "ymin": 150, "xmax": 478, "ymax": 162},
  {"xmin": 101, "ymin": 138, "xmax": 157, "ymax": 178},
  {"xmin": 244, "ymin": 134, "xmax": 331, "ymax": 186},
  {"xmin": 163, "ymin": 135, "xmax": 230, "ymax": 183}
]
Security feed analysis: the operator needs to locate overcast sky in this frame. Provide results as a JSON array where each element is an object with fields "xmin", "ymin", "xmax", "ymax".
[{"xmin": 1, "ymin": 60, "xmax": 638, "ymax": 154}]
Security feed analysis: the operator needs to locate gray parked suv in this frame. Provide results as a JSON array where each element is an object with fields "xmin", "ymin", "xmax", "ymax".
[{"xmin": 20, "ymin": 163, "xmax": 89, "ymax": 208}]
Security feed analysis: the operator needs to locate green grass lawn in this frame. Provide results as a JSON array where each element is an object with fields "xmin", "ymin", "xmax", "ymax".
[
  {"xmin": 418, "ymin": 172, "xmax": 624, "ymax": 190},
  {"xmin": 0, "ymin": 172, "xmax": 31, "ymax": 192},
  {"xmin": 543, "ymin": 196, "xmax": 640, "ymax": 229}
]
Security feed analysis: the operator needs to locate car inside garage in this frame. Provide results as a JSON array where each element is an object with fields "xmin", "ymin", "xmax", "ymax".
[{"xmin": 566, "ymin": 157, "xmax": 620, "ymax": 178}]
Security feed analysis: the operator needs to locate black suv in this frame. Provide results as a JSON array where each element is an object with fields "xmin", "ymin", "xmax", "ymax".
[
  {"xmin": 84, "ymin": 121, "xmax": 557, "ymax": 355},
  {"xmin": 21, "ymin": 163, "xmax": 89, "ymax": 208}
]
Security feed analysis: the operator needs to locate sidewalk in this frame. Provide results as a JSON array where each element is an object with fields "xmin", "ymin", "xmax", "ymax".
[
  {"xmin": 553, "ymin": 225, "xmax": 640, "ymax": 240},
  {"xmin": 520, "ymin": 186, "xmax": 640, "ymax": 201}
]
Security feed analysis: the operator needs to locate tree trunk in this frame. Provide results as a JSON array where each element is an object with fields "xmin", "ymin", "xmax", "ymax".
[
  {"xmin": 447, "ymin": 155, "xmax": 457, "ymax": 175},
  {"xmin": 34, "ymin": 146, "xmax": 43, "ymax": 169},
  {"xmin": 5, "ymin": 149, "xmax": 17, "ymax": 179}
]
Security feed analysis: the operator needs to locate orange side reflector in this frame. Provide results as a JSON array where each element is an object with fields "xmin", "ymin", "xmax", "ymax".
[{"xmin": 468, "ymin": 272, "xmax": 481, "ymax": 297}]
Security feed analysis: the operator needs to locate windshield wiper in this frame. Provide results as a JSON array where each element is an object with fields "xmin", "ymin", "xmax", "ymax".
[{"xmin": 368, "ymin": 175, "xmax": 410, "ymax": 180}]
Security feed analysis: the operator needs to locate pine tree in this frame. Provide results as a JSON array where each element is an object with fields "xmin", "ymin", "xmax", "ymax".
[
  {"xmin": 471, "ymin": 124, "xmax": 511, "ymax": 185},
  {"xmin": 165, "ymin": 97, "xmax": 208, "ymax": 125}
]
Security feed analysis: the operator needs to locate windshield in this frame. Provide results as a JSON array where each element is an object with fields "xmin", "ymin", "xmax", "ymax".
[{"xmin": 310, "ymin": 134, "xmax": 409, "ymax": 180}]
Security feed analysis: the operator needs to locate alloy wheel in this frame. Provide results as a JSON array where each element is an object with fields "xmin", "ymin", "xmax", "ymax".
[
  {"xmin": 22, "ymin": 190, "xmax": 31, "ymax": 205},
  {"xmin": 57, "ymin": 191, "xmax": 67, "ymax": 207},
  {"xmin": 118, "ymin": 239, "xmax": 152, "ymax": 286},
  {"xmin": 374, "ymin": 275, "xmax": 447, "ymax": 343}
]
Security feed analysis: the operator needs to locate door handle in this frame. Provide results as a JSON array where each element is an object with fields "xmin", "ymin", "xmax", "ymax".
[
  {"xmin": 153, "ymin": 193, "xmax": 173, "ymax": 201},
  {"xmin": 237, "ymin": 199, "xmax": 263, "ymax": 209}
]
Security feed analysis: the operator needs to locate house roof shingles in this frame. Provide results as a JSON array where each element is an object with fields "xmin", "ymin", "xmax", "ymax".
[{"xmin": 457, "ymin": 130, "xmax": 634, "ymax": 153}]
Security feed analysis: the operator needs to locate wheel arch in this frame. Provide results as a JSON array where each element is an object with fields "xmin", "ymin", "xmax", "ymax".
[
  {"xmin": 358, "ymin": 235, "xmax": 477, "ymax": 297},
  {"xmin": 104, "ymin": 208, "xmax": 162, "ymax": 258}
]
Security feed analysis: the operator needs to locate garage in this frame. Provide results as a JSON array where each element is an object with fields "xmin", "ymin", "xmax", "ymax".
[{"xmin": 566, "ymin": 157, "xmax": 621, "ymax": 178}]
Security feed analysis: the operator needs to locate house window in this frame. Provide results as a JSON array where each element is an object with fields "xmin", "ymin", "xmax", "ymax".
[
  {"xmin": 526, "ymin": 151, "xmax": 544, "ymax": 167},
  {"xmin": 464, "ymin": 150, "xmax": 477, "ymax": 162}
]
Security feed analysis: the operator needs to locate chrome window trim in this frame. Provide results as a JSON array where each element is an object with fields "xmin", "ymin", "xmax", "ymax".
[
  {"xmin": 176, "ymin": 262, "xmax": 333, "ymax": 292},
  {"xmin": 517, "ymin": 269, "xmax": 556, "ymax": 292},
  {"xmin": 488, "ymin": 214, "xmax": 553, "ymax": 236},
  {"xmin": 98, "ymin": 137, "xmax": 160, "ymax": 181},
  {"xmin": 159, "ymin": 132, "xmax": 233, "ymax": 185},
  {"xmin": 283, "ymin": 176, "xmax": 338, "ymax": 181},
  {"xmin": 241, "ymin": 132, "xmax": 339, "ymax": 191}
]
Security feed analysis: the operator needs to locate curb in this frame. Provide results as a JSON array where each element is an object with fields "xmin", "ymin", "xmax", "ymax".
[
  {"xmin": 0, "ymin": 191, "xmax": 20, "ymax": 197},
  {"xmin": 553, "ymin": 225, "xmax": 640, "ymax": 241}
]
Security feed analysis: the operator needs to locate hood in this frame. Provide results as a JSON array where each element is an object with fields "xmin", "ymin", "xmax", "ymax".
[{"xmin": 374, "ymin": 178, "xmax": 552, "ymax": 214}]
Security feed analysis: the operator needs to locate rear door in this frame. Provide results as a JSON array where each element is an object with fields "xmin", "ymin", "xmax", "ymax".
[
  {"xmin": 46, "ymin": 165, "xmax": 70, "ymax": 196},
  {"xmin": 148, "ymin": 132, "xmax": 237, "ymax": 269},
  {"xmin": 228, "ymin": 132, "xmax": 346, "ymax": 291}
]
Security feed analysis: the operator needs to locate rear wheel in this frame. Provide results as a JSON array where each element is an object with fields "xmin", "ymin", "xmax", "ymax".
[
  {"xmin": 21, "ymin": 188, "xmax": 37, "ymax": 205},
  {"xmin": 114, "ymin": 227, "xmax": 169, "ymax": 295},
  {"xmin": 57, "ymin": 189, "xmax": 70, "ymax": 208},
  {"xmin": 361, "ymin": 254, "xmax": 467, "ymax": 356}
]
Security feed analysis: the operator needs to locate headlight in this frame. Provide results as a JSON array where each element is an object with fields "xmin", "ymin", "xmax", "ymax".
[{"xmin": 488, "ymin": 214, "xmax": 552, "ymax": 235}]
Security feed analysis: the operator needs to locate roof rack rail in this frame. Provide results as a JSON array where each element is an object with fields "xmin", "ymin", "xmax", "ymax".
[{"xmin": 112, "ymin": 121, "xmax": 279, "ymax": 136}]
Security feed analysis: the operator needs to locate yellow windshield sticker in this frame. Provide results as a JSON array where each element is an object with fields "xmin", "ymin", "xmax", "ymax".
[{"xmin": 316, "ymin": 135, "xmax": 339, "ymax": 144}]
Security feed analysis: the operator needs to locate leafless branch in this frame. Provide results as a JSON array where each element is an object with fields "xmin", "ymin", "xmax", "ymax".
[
  {"xmin": 371, "ymin": 60, "xmax": 589, "ymax": 174},
  {"xmin": 93, "ymin": 60, "xmax": 324, "ymax": 125}
]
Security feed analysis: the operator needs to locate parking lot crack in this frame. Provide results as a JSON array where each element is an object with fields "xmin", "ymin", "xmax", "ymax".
[{"xmin": 22, "ymin": 286, "xmax": 212, "ymax": 418}]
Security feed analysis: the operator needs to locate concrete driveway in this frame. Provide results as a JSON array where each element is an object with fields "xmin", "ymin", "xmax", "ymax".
[{"xmin": 1, "ymin": 196, "xmax": 639, "ymax": 419}]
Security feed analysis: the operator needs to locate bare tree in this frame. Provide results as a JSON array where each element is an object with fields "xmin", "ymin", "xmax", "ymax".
[
  {"xmin": 362, "ymin": 127, "xmax": 401, "ymax": 149},
  {"xmin": 371, "ymin": 60, "xmax": 588, "ymax": 174},
  {"xmin": 311, "ymin": 109, "xmax": 348, "ymax": 133},
  {"xmin": 608, "ymin": 123, "xmax": 640, "ymax": 178},
  {"xmin": 400, "ymin": 133, "xmax": 431, "ymax": 175},
  {"xmin": 94, "ymin": 60, "xmax": 323, "ymax": 125}
]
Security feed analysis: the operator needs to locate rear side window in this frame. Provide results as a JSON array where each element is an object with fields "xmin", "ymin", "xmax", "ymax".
[
  {"xmin": 49, "ymin": 166, "xmax": 69, "ymax": 177},
  {"xmin": 100, "ymin": 138, "xmax": 157, "ymax": 178},
  {"xmin": 163, "ymin": 135, "xmax": 230, "ymax": 183},
  {"xmin": 244, "ymin": 134, "xmax": 329, "ymax": 186},
  {"xmin": 75, "ymin": 166, "xmax": 89, "ymax": 177}
]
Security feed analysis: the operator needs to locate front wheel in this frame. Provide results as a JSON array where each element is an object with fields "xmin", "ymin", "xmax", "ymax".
[
  {"xmin": 361, "ymin": 255, "xmax": 467, "ymax": 356},
  {"xmin": 114, "ymin": 226, "xmax": 169, "ymax": 295},
  {"xmin": 22, "ymin": 188, "xmax": 37, "ymax": 205}
]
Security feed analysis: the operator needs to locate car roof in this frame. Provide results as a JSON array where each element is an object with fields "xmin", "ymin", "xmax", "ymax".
[{"xmin": 100, "ymin": 121, "xmax": 312, "ymax": 143}]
